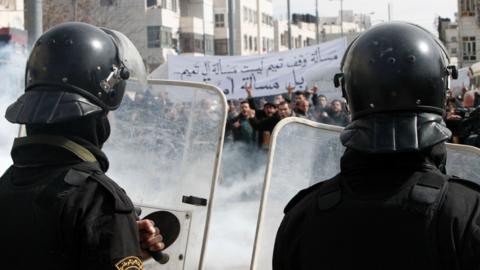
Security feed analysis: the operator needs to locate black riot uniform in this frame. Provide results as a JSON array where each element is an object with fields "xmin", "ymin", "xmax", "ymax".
[
  {"xmin": 273, "ymin": 22, "xmax": 480, "ymax": 270},
  {"xmin": 0, "ymin": 22, "xmax": 146, "ymax": 269}
]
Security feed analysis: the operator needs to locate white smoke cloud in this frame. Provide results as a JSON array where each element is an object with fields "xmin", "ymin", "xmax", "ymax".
[
  {"xmin": 0, "ymin": 45, "xmax": 27, "ymax": 172},
  {"xmin": 203, "ymin": 143, "xmax": 267, "ymax": 270},
  {"xmin": 103, "ymin": 83, "xmax": 269, "ymax": 270}
]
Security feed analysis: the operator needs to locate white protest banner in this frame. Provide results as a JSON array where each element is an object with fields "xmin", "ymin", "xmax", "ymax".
[{"xmin": 168, "ymin": 37, "xmax": 347, "ymax": 99}]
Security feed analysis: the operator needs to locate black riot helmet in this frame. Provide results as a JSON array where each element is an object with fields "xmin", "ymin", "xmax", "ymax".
[
  {"xmin": 334, "ymin": 22, "xmax": 457, "ymax": 153},
  {"xmin": 5, "ymin": 22, "xmax": 146, "ymax": 124}
]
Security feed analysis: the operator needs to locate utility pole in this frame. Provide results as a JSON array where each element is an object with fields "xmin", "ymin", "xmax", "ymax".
[
  {"xmin": 340, "ymin": 0, "xmax": 343, "ymax": 36},
  {"xmin": 388, "ymin": 2, "xmax": 392, "ymax": 22},
  {"xmin": 287, "ymin": 0, "xmax": 292, "ymax": 49},
  {"xmin": 330, "ymin": 0, "xmax": 343, "ymax": 37},
  {"xmin": 257, "ymin": 0, "xmax": 261, "ymax": 54},
  {"xmin": 72, "ymin": 0, "xmax": 77, "ymax": 20},
  {"xmin": 315, "ymin": 0, "xmax": 320, "ymax": 44},
  {"xmin": 24, "ymin": 0, "xmax": 43, "ymax": 48},
  {"xmin": 228, "ymin": 0, "xmax": 235, "ymax": 55},
  {"xmin": 203, "ymin": 5, "xmax": 206, "ymax": 55}
]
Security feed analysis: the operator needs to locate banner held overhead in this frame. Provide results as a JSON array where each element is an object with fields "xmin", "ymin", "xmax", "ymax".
[{"xmin": 168, "ymin": 37, "xmax": 347, "ymax": 99}]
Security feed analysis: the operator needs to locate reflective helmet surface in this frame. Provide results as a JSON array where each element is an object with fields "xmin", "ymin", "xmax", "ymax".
[
  {"xmin": 341, "ymin": 22, "xmax": 450, "ymax": 120},
  {"xmin": 337, "ymin": 22, "xmax": 455, "ymax": 153},
  {"xmin": 6, "ymin": 22, "xmax": 146, "ymax": 124}
]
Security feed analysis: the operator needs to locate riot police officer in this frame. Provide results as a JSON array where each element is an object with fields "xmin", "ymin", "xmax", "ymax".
[
  {"xmin": 273, "ymin": 22, "xmax": 480, "ymax": 269},
  {"xmin": 0, "ymin": 22, "xmax": 163, "ymax": 269}
]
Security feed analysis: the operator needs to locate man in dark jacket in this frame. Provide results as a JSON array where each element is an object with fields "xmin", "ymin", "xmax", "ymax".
[
  {"xmin": 324, "ymin": 99, "xmax": 350, "ymax": 126},
  {"xmin": 0, "ymin": 22, "xmax": 163, "ymax": 269},
  {"xmin": 245, "ymin": 84, "xmax": 278, "ymax": 148},
  {"xmin": 273, "ymin": 22, "xmax": 480, "ymax": 270}
]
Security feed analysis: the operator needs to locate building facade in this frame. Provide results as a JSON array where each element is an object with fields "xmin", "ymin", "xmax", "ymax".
[
  {"xmin": 0, "ymin": 0, "xmax": 24, "ymax": 29},
  {"xmin": 236, "ymin": 0, "xmax": 274, "ymax": 55},
  {"xmin": 39, "ymin": 0, "xmax": 376, "ymax": 69},
  {"xmin": 457, "ymin": 0, "xmax": 480, "ymax": 67},
  {"xmin": 179, "ymin": 0, "xmax": 214, "ymax": 55},
  {"xmin": 42, "ymin": 0, "xmax": 213, "ymax": 71},
  {"xmin": 274, "ymin": 10, "xmax": 372, "ymax": 52},
  {"xmin": 438, "ymin": 16, "xmax": 459, "ymax": 66}
]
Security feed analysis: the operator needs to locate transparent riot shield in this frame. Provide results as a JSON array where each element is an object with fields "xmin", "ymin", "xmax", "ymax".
[
  {"xmin": 103, "ymin": 79, "xmax": 227, "ymax": 270},
  {"xmin": 445, "ymin": 143, "xmax": 480, "ymax": 181},
  {"xmin": 250, "ymin": 118, "xmax": 343, "ymax": 270},
  {"xmin": 250, "ymin": 117, "xmax": 480, "ymax": 270}
]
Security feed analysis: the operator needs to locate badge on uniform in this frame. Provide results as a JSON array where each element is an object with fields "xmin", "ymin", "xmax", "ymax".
[{"xmin": 115, "ymin": 256, "xmax": 143, "ymax": 270}]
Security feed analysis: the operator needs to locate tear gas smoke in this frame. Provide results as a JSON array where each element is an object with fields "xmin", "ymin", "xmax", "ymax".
[
  {"xmin": 0, "ymin": 54, "xmax": 274, "ymax": 269},
  {"xmin": 0, "ymin": 45, "xmax": 27, "ymax": 172},
  {"xmin": 203, "ymin": 142, "xmax": 267, "ymax": 270},
  {"xmin": 104, "ymin": 83, "xmax": 267, "ymax": 270}
]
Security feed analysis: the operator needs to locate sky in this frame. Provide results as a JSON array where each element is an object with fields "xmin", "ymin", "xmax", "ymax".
[{"xmin": 272, "ymin": 0, "xmax": 458, "ymax": 36}]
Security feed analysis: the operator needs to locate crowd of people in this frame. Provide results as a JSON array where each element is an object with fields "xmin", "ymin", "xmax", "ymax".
[
  {"xmin": 225, "ymin": 84, "xmax": 351, "ymax": 149},
  {"xmin": 445, "ymin": 88, "xmax": 480, "ymax": 148},
  {"xmin": 226, "ymin": 83, "xmax": 480, "ymax": 150}
]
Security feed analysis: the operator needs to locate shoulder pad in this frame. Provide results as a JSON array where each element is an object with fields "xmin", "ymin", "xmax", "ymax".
[
  {"xmin": 284, "ymin": 176, "xmax": 339, "ymax": 213},
  {"xmin": 448, "ymin": 175, "xmax": 480, "ymax": 191},
  {"xmin": 64, "ymin": 168, "xmax": 91, "ymax": 186},
  {"xmin": 88, "ymin": 173, "xmax": 135, "ymax": 213},
  {"xmin": 64, "ymin": 165, "xmax": 134, "ymax": 213}
]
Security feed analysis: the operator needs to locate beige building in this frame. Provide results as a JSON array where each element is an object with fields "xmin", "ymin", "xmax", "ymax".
[
  {"xmin": 42, "ymin": 0, "xmax": 216, "ymax": 71},
  {"xmin": 236, "ymin": 0, "xmax": 274, "ymax": 55},
  {"xmin": 179, "ymin": 0, "xmax": 214, "ymax": 55},
  {"xmin": 438, "ymin": 16, "xmax": 459, "ymax": 66},
  {"xmin": 212, "ymin": 0, "xmax": 275, "ymax": 55},
  {"xmin": 274, "ymin": 10, "xmax": 372, "ymax": 52},
  {"xmin": 0, "ymin": 0, "xmax": 23, "ymax": 29},
  {"xmin": 457, "ymin": 0, "xmax": 480, "ymax": 67}
]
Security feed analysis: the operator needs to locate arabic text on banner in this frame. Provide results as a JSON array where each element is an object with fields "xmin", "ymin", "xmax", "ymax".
[{"xmin": 167, "ymin": 37, "xmax": 347, "ymax": 99}]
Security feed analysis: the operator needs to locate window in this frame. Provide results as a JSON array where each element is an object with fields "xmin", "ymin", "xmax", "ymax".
[
  {"xmin": 249, "ymin": 36, "xmax": 253, "ymax": 50},
  {"xmin": 205, "ymin": 36, "xmax": 214, "ymax": 55},
  {"xmin": 215, "ymin": 14, "xmax": 225, "ymax": 27},
  {"xmin": 101, "ymin": 0, "xmax": 116, "ymax": 6},
  {"xmin": 244, "ymin": 35, "xmax": 248, "ymax": 50},
  {"xmin": 451, "ymin": 36, "xmax": 457, "ymax": 42},
  {"xmin": 171, "ymin": 0, "xmax": 177, "ymax": 11},
  {"xmin": 461, "ymin": 0, "xmax": 475, "ymax": 16},
  {"xmin": 180, "ymin": 33, "xmax": 205, "ymax": 53},
  {"xmin": 451, "ymin": 48, "xmax": 457, "ymax": 54},
  {"xmin": 146, "ymin": 0, "xmax": 157, "ymax": 7},
  {"xmin": 147, "ymin": 26, "xmax": 160, "ymax": 48},
  {"xmin": 281, "ymin": 33, "xmax": 286, "ymax": 46},
  {"xmin": 463, "ymin": 36, "xmax": 476, "ymax": 61},
  {"xmin": 307, "ymin": 38, "xmax": 315, "ymax": 46},
  {"xmin": 161, "ymin": 0, "xmax": 167, "ymax": 9},
  {"xmin": 268, "ymin": 39, "xmax": 273, "ymax": 52},
  {"xmin": 254, "ymin": 37, "xmax": 257, "ymax": 51},
  {"xmin": 215, "ymin": 39, "xmax": 228, "ymax": 55},
  {"xmin": 244, "ymin": 7, "xmax": 248, "ymax": 22},
  {"xmin": 161, "ymin": 26, "xmax": 172, "ymax": 48},
  {"xmin": 147, "ymin": 26, "xmax": 172, "ymax": 48},
  {"xmin": 194, "ymin": 38, "xmax": 203, "ymax": 52}
]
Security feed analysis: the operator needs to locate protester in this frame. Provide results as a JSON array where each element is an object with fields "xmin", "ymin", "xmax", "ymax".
[{"xmin": 227, "ymin": 100, "xmax": 256, "ymax": 144}]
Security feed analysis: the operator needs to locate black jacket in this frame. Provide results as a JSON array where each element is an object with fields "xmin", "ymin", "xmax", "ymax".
[
  {"xmin": 273, "ymin": 147, "xmax": 480, "ymax": 270},
  {"xmin": 0, "ymin": 135, "xmax": 143, "ymax": 270}
]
